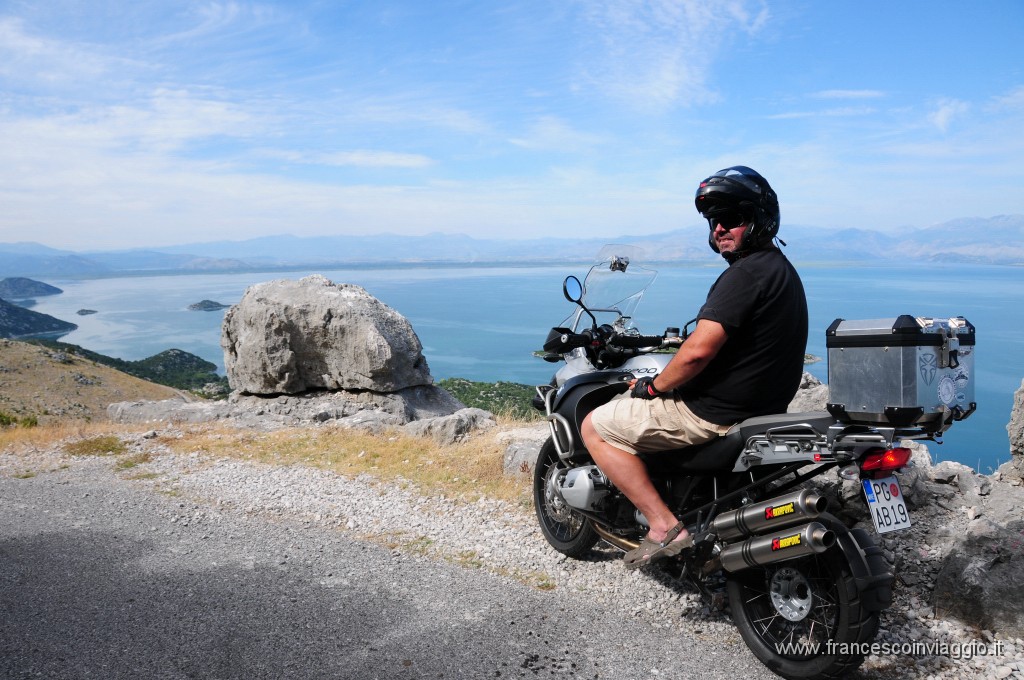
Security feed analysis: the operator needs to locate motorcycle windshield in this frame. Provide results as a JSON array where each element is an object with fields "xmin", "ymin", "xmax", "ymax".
[{"xmin": 567, "ymin": 244, "xmax": 657, "ymax": 331}]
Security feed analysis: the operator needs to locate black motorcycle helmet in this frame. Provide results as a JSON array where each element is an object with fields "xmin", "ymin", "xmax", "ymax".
[{"xmin": 694, "ymin": 166, "xmax": 780, "ymax": 256}]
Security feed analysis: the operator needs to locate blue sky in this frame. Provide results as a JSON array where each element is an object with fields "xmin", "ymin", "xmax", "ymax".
[{"xmin": 1, "ymin": 0, "xmax": 1022, "ymax": 250}]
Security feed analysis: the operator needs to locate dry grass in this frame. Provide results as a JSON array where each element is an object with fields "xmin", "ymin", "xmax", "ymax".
[
  {"xmin": 0, "ymin": 339, "xmax": 184, "ymax": 425},
  {"xmin": 159, "ymin": 422, "xmax": 534, "ymax": 504},
  {"xmin": 1, "ymin": 411, "xmax": 537, "ymax": 505},
  {"xmin": 0, "ymin": 421, "xmax": 144, "ymax": 452}
]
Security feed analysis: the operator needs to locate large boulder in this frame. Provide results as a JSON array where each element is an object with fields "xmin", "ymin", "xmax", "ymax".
[{"xmin": 222, "ymin": 275, "xmax": 433, "ymax": 395}]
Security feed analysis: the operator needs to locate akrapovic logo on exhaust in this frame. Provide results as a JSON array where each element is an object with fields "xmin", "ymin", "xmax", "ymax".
[
  {"xmin": 764, "ymin": 501, "xmax": 796, "ymax": 520},
  {"xmin": 771, "ymin": 533, "xmax": 802, "ymax": 551}
]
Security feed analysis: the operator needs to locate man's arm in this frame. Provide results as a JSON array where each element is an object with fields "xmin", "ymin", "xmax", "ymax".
[{"xmin": 648, "ymin": 319, "xmax": 728, "ymax": 393}]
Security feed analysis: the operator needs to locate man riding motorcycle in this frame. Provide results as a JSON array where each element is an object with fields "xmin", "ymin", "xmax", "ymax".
[{"xmin": 580, "ymin": 165, "xmax": 809, "ymax": 569}]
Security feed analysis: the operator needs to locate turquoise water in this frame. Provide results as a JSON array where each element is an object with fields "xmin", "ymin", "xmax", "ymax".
[{"xmin": 29, "ymin": 262, "xmax": 1023, "ymax": 472}]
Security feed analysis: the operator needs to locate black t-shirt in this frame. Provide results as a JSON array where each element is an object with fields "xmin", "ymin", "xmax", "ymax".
[{"xmin": 676, "ymin": 247, "xmax": 808, "ymax": 425}]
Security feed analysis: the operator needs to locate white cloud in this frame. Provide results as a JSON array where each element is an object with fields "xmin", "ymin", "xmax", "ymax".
[
  {"xmin": 990, "ymin": 85, "xmax": 1024, "ymax": 112},
  {"xmin": 574, "ymin": 0, "xmax": 769, "ymax": 111},
  {"xmin": 812, "ymin": 89, "xmax": 885, "ymax": 99},
  {"xmin": 259, "ymin": 149, "xmax": 435, "ymax": 168},
  {"xmin": 927, "ymin": 98, "xmax": 970, "ymax": 133},
  {"xmin": 508, "ymin": 116, "xmax": 606, "ymax": 152},
  {"xmin": 0, "ymin": 17, "xmax": 124, "ymax": 87},
  {"xmin": 766, "ymin": 106, "xmax": 878, "ymax": 120}
]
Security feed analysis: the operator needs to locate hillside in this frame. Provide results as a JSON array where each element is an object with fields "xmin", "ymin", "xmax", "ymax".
[
  {"xmin": 22, "ymin": 340, "xmax": 229, "ymax": 393},
  {"xmin": 0, "ymin": 339, "xmax": 187, "ymax": 424},
  {"xmin": 0, "ymin": 298, "xmax": 77, "ymax": 339},
  {"xmin": 0, "ymin": 277, "xmax": 63, "ymax": 299}
]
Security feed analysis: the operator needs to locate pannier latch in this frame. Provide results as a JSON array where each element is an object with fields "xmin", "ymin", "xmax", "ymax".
[{"xmin": 939, "ymin": 334, "xmax": 960, "ymax": 369}]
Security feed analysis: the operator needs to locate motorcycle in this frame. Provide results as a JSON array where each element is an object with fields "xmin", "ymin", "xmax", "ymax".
[{"xmin": 530, "ymin": 245, "xmax": 971, "ymax": 680}]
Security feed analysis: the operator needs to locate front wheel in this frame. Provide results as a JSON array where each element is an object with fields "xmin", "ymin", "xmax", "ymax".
[
  {"xmin": 726, "ymin": 529, "xmax": 880, "ymax": 679},
  {"xmin": 532, "ymin": 438, "xmax": 599, "ymax": 558}
]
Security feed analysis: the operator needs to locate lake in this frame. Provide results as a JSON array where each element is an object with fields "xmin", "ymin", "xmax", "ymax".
[{"xmin": 27, "ymin": 260, "xmax": 1024, "ymax": 473}]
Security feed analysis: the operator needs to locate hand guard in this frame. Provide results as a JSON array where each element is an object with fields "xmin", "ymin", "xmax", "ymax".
[{"xmin": 630, "ymin": 376, "xmax": 662, "ymax": 399}]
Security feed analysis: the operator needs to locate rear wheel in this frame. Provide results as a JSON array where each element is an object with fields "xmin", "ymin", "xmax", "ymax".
[
  {"xmin": 726, "ymin": 529, "xmax": 880, "ymax": 679},
  {"xmin": 532, "ymin": 438, "xmax": 599, "ymax": 557}
]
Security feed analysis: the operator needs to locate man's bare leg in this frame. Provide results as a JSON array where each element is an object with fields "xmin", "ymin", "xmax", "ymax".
[{"xmin": 581, "ymin": 414, "xmax": 689, "ymax": 543}]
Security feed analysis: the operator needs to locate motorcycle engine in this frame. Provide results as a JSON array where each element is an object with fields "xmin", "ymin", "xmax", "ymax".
[{"xmin": 559, "ymin": 466, "xmax": 611, "ymax": 511}]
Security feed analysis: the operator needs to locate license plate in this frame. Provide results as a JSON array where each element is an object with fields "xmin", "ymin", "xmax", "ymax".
[{"xmin": 862, "ymin": 476, "xmax": 912, "ymax": 534}]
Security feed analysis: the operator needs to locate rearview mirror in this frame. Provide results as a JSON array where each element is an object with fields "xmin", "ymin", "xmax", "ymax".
[{"xmin": 562, "ymin": 276, "xmax": 583, "ymax": 304}]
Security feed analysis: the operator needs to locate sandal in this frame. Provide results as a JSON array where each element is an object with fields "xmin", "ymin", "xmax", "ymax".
[{"xmin": 623, "ymin": 521, "xmax": 692, "ymax": 570}]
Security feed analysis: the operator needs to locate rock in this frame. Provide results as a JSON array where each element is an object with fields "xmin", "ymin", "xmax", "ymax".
[
  {"xmin": 933, "ymin": 482, "xmax": 1024, "ymax": 637},
  {"xmin": 334, "ymin": 410, "xmax": 404, "ymax": 433},
  {"xmin": 498, "ymin": 425, "xmax": 550, "ymax": 477},
  {"xmin": 109, "ymin": 387, "xmax": 468, "ymax": 430},
  {"xmin": 108, "ymin": 398, "xmax": 213, "ymax": 424},
  {"xmin": 76, "ymin": 309, "xmax": 98, "ymax": 316},
  {"xmin": 198, "ymin": 382, "xmax": 229, "ymax": 397},
  {"xmin": 401, "ymin": 408, "xmax": 496, "ymax": 445},
  {"xmin": 786, "ymin": 371, "xmax": 829, "ymax": 412},
  {"xmin": 930, "ymin": 460, "xmax": 969, "ymax": 484},
  {"xmin": 1001, "ymin": 378, "xmax": 1024, "ymax": 483},
  {"xmin": 221, "ymin": 275, "xmax": 432, "ymax": 395}
]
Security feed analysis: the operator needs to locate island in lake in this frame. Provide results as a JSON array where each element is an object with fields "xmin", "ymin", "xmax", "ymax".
[
  {"xmin": 77, "ymin": 309, "xmax": 98, "ymax": 316},
  {"xmin": 188, "ymin": 299, "xmax": 230, "ymax": 311}
]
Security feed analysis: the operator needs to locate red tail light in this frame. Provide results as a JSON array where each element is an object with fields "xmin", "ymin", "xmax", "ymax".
[{"xmin": 860, "ymin": 447, "xmax": 913, "ymax": 473}]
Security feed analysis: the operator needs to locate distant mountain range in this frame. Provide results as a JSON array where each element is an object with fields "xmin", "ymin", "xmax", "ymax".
[{"xmin": 1, "ymin": 215, "xmax": 1021, "ymax": 277}]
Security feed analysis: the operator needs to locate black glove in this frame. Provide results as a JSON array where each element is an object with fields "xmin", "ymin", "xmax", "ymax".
[{"xmin": 631, "ymin": 376, "xmax": 662, "ymax": 399}]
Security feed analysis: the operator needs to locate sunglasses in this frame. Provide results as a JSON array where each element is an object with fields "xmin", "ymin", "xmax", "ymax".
[{"xmin": 707, "ymin": 211, "xmax": 747, "ymax": 230}]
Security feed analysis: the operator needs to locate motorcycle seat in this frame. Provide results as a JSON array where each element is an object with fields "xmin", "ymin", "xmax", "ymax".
[{"xmin": 650, "ymin": 411, "xmax": 836, "ymax": 472}]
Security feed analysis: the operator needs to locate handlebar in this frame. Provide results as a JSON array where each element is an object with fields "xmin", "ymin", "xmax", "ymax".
[
  {"xmin": 610, "ymin": 334, "xmax": 678, "ymax": 349},
  {"xmin": 543, "ymin": 325, "xmax": 681, "ymax": 355}
]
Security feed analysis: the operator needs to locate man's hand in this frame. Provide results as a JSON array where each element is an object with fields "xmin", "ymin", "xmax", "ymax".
[{"xmin": 630, "ymin": 376, "xmax": 662, "ymax": 399}]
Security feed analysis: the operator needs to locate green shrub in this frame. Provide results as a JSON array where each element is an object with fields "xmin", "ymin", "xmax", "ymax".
[
  {"xmin": 438, "ymin": 378, "xmax": 541, "ymax": 421},
  {"xmin": 65, "ymin": 435, "xmax": 126, "ymax": 456},
  {"xmin": 0, "ymin": 411, "xmax": 37, "ymax": 428}
]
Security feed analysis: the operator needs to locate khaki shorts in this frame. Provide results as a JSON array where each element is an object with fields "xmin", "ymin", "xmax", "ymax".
[{"xmin": 589, "ymin": 393, "xmax": 731, "ymax": 455}]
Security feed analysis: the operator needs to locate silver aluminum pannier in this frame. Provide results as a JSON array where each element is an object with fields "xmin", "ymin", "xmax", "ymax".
[{"xmin": 825, "ymin": 315, "xmax": 975, "ymax": 431}]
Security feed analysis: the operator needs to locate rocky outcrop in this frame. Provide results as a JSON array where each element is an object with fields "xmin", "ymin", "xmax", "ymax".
[
  {"xmin": 107, "ymin": 389, "xmax": 492, "ymax": 444},
  {"xmin": 998, "ymin": 378, "xmax": 1024, "ymax": 483},
  {"xmin": 222, "ymin": 275, "xmax": 432, "ymax": 395},
  {"xmin": 499, "ymin": 425, "xmax": 550, "ymax": 477},
  {"xmin": 933, "ymin": 485, "xmax": 1024, "ymax": 637}
]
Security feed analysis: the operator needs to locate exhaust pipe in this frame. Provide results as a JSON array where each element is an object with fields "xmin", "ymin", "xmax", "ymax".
[
  {"xmin": 719, "ymin": 521, "xmax": 835, "ymax": 573},
  {"xmin": 711, "ymin": 489, "xmax": 827, "ymax": 542}
]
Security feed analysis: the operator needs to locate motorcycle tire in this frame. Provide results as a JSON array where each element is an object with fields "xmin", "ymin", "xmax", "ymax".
[
  {"xmin": 726, "ymin": 515, "xmax": 880, "ymax": 680},
  {"xmin": 532, "ymin": 437, "xmax": 599, "ymax": 558}
]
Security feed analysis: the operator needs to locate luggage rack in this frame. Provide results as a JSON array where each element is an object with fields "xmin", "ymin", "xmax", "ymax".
[{"xmin": 826, "ymin": 401, "xmax": 976, "ymax": 433}]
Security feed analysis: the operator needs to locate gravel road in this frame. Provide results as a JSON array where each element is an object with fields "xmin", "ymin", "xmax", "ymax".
[
  {"xmin": 1, "ymin": 446, "xmax": 776, "ymax": 680},
  {"xmin": 3, "ymin": 432, "xmax": 1020, "ymax": 679}
]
